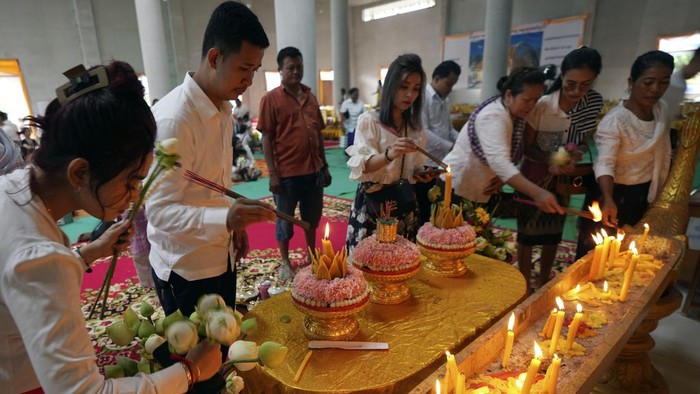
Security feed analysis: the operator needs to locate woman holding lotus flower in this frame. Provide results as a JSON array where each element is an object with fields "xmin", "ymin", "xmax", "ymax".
[{"xmin": 0, "ymin": 61, "xmax": 221, "ymax": 393}]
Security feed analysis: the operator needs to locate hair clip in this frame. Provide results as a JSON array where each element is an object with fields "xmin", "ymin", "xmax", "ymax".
[{"xmin": 55, "ymin": 64, "xmax": 109, "ymax": 104}]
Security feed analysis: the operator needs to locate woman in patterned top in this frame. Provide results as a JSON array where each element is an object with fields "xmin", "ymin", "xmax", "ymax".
[{"xmin": 517, "ymin": 47, "xmax": 604, "ymax": 288}]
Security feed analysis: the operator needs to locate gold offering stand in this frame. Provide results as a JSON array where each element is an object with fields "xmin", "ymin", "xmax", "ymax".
[
  {"xmin": 292, "ymin": 297, "xmax": 369, "ymax": 341},
  {"xmin": 418, "ymin": 202, "xmax": 474, "ymax": 277},
  {"xmin": 353, "ymin": 221, "xmax": 421, "ymax": 305},
  {"xmin": 411, "ymin": 110, "xmax": 700, "ymax": 394}
]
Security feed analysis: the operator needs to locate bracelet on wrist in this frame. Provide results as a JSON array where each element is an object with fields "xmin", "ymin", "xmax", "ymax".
[
  {"xmin": 179, "ymin": 358, "xmax": 200, "ymax": 390},
  {"xmin": 384, "ymin": 146, "xmax": 394, "ymax": 163},
  {"xmin": 72, "ymin": 246, "xmax": 92, "ymax": 273}
]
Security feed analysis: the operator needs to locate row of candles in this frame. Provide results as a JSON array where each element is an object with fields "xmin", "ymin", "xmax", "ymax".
[{"xmin": 436, "ymin": 221, "xmax": 653, "ymax": 393}]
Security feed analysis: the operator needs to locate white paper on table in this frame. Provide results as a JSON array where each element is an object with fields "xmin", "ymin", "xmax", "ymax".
[{"xmin": 308, "ymin": 341, "xmax": 389, "ymax": 350}]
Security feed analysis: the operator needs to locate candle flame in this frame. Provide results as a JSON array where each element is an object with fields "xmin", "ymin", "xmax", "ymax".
[
  {"xmin": 644, "ymin": 223, "xmax": 649, "ymax": 230},
  {"xmin": 508, "ymin": 312, "xmax": 515, "ymax": 331},
  {"xmin": 516, "ymin": 378, "xmax": 524, "ymax": 390},
  {"xmin": 534, "ymin": 341, "xmax": 542, "ymax": 358},
  {"xmin": 553, "ymin": 353, "xmax": 560, "ymax": 360},
  {"xmin": 575, "ymin": 284, "xmax": 581, "ymax": 293},
  {"xmin": 631, "ymin": 244, "xmax": 638, "ymax": 255},
  {"xmin": 629, "ymin": 240, "xmax": 636, "ymax": 250},
  {"xmin": 576, "ymin": 303, "xmax": 583, "ymax": 313},
  {"xmin": 324, "ymin": 222, "xmax": 330, "ymax": 239},
  {"xmin": 435, "ymin": 379, "xmax": 441, "ymax": 394},
  {"xmin": 588, "ymin": 201, "xmax": 603, "ymax": 222},
  {"xmin": 617, "ymin": 230, "xmax": 625, "ymax": 241},
  {"xmin": 592, "ymin": 233, "xmax": 603, "ymax": 245},
  {"xmin": 552, "ymin": 308, "xmax": 557, "ymax": 314},
  {"xmin": 555, "ymin": 296, "xmax": 564, "ymax": 310},
  {"xmin": 603, "ymin": 281, "xmax": 609, "ymax": 293},
  {"xmin": 446, "ymin": 165, "xmax": 451, "ymax": 174},
  {"xmin": 601, "ymin": 228, "xmax": 608, "ymax": 238}
]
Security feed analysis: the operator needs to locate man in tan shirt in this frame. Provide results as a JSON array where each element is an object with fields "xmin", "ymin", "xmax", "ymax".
[{"xmin": 258, "ymin": 47, "xmax": 331, "ymax": 275}]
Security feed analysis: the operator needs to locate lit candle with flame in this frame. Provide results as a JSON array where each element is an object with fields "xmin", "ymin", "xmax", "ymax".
[
  {"xmin": 435, "ymin": 379, "xmax": 441, "ymax": 394},
  {"xmin": 444, "ymin": 351, "xmax": 459, "ymax": 393},
  {"xmin": 444, "ymin": 166, "xmax": 452, "ymax": 209},
  {"xmin": 521, "ymin": 342, "xmax": 543, "ymax": 394},
  {"xmin": 640, "ymin": 223, "xmax": 650, "ymax": 253},
  {"xmin": 543, "ymin": 353, "xmax": 562, "ymax": 394},
  {"xmin": 589, "ymin": 233, "xmax": 603, "ymax": 281},
  {"xmin": 502, "ymin": 312, "xmax": 516, "ymax": 369},
  {"xmin": 549, "ymin": 297, "xmax": 566, "ymax": 357},
  {"xmin": 600, "ymin": 280, "xmax": 610, "ymax": 300},
  {"xmin": 598, "ymin": 229, "xmax": 612, "ymax": 280},
  {"xmin": 565, "ymin": 303, "xmax": 584, "ymax": 351},
  {"xmin": 321, "ymin": 223, "xmax": 333, "ymax": 259},
  {"xmin": 620, "ymin": 244, "xmax": 640, "ymax": 301},
  {"xmin": 607, "ymin": 231, "xmax": 624, "ymax": 269},
  {"xmin": 588, "ymin": 201, "xmax": 603, "ymax": 222}
]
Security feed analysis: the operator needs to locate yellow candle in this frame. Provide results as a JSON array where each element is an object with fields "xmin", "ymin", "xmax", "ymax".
[
  {"xmin": 588, "ymin": 233, "xmax": 603, "ymax": 281},
  {"xmin": 445, "ymin": 351, "xmax": 459, "ymax": 393},
  {"xmin": 502, "ymin": 312, "xmax": 516, "ymax": 369},
  {"xmin": 543, "ymin": 353, "xmax": 562, "ymax": 394},
  {"xmin": 521, "ymin": 341, "xmax": 543, "ymax": 394},
  {"xmin": 599, "ymin": 280, "xmax": 610, "ymax": 300},
  {"xmin": 540, "ymin": 308, "xmax": 557, "ymax": 338},
  {"xmin": 620, "ymin": 245, "xmax": 639, "ymax": 302},
  {"xmin": 565, "ymin": 303, "xmax": 584, "ymax": 351},
  {"xmin": 321, "ymin": 223, "xmax": 333, "ymax": 259},
  {"xmin": 435, "ymin": 379, "xmax": 441, "ymax": 394},
  {"xmin": 607, "ymin": 231, "xmax": 624, "ymax": 268},
  {"xmin": 640, "ymin": 223, "xmax": 650, "ymax": 253},
  {"xmin": 549, "ymin": 297, "xmax": 566, "ymax": 357},
  {"xmin": 598, "ymin": 230, "xmax": 612, "ymax": 280},
  {"xmin": 456, "ymin": 373, "xmax": 465, "ymax": 394},
  {"xmin": 444, "ymin": 166, "xmax": 452, "ymax": 209}
]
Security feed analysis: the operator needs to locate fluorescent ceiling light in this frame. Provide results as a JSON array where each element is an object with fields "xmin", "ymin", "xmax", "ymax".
[{"xmin": 362, "ymin": 0, "xmax": 436, "ymax": 22}]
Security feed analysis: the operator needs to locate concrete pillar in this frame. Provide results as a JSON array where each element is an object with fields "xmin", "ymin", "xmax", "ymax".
[
  {"xmin": 71, "ymin": 0, "xmax": 101, "ymax": 66},
  {"xmin": 331, "ymin": 0, "xmax": 349, "ymax": 108},
  {"xmin": 274, "ymin": 0, "xmax": 317, "ymax": 95},
  {"xmin": 134, "ymin": 0, "xmax": 171, "ymax": 103},
  {"xmin": 481, "ymin": 0, "xmax": 513, "ymax": 100}
]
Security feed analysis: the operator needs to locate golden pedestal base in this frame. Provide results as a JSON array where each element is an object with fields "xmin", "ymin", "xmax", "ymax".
[
  {"xmin": 292, "ymin": 297, "xmax": 369, "ymax": 341},
  {"xmin": 593, "ymin": 286, "xmax": 683, "ymax": 394},
  {"xmin": 354, "ymin": 263, "xmax": 421, "ymax": 305},
  {"xmin": 417, "ymin": 244, "xmax": 474, "ymax": 277}
]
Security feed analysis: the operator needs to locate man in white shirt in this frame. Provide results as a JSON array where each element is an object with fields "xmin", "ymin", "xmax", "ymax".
[
  {"xmin": 415, "ymin": 60, "xmax": 461, "ymax": 223},
  {"xmin": 146, "ymin": 2, "xmax": 275, "ymax": 317},
  {"xmin": 0, "ymin": 110, "xmax": 20, "ymax": 146},
  {"xmin": 340, "ymin": 87, "xmax": 365, "ymax": 147}
]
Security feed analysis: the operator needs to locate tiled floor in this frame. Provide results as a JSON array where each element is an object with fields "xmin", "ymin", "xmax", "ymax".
[{"xmin": 649, "ymin": 288, "xmax": 700, "ymax": 393}]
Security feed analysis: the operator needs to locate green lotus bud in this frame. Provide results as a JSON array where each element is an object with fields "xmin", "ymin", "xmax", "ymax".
[
  {"xmin": 144, "ymin": 334, "xmax": 166, "ymax": 354},
  {"xmin": 205, "ymin": 309, "xmax": 240, "ymax": 346},
  {"xmin": 227, "ymin": 340, "xmax": 259, "ymax": 371},
  {"xmin": 140, "ymin": 300, "xmax": 155, "ymax": 318},
  {"xmin": 196, "ymin": 294, "xmax": 226, "ymax": 319},
  {"xmin": 116, "ymin": 356, "xmax": 139, "ymax": 377},
  {"xmin": 188, "ymin": 311, "xmax": 207, "ymax": 336},
  {"xmin": 123, "ymin": 308, "xmax": 141, "ymax": 333},
  {"xmin": 258, "ymin": 341, "xmax": 288, "ymax": 369},
  {"xmin": 155, "ymin": 318, "xmax": 165, "ymax": 335},
  {"xmin": 162, "ymin": 310, "xmax": 186, "ymax": 331},
  {"xmin": 137, "ymin": 358, "xmax": 152, "ymax": 374},
  {"xmin": 106, "ymin": 321, "xmax": 136, "ymax": 346},
  {"xmin": 240, "ymin": 318, "xmax": 258, "ymax": 336},
  {"xmin": 165, "ymin": 320, "xmax": 199, "ymax": 355},
  {"xmin": 138, "ymin": 320, "xmax": 157, "ymax": 338},
  {"xmin": 104, "ymin": 365, "xmax": 125, "ymax": 379}
]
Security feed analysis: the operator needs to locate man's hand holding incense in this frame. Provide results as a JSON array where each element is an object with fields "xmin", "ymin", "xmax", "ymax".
[{"xmin": 226, "ymin": 198, "xmax": 276, "ymax": 232}]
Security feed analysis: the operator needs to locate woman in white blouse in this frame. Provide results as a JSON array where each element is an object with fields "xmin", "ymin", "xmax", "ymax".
[
  {"xmin": 594, "ymin": 51, "xmax": 675, "ymax": 228},
  {"xmin": 346, "ymin": 54, "xmax": 435, "ymax": 249},
  {"xmin": 443, "ymin": 68, "xmax": 563, "ymax": 213},
  {"xmin": 0, "ymin": 62, "xmax": 222, "ymax": 393}
]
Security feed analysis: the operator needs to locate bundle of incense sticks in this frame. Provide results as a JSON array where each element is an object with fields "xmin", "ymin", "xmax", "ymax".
[
  {"xmin": 513, "ymin": 197, "xmax": 595, "ymax": 220},
  {"xmin": 183, "ymin": 169, "xmax": 310, "ymax": 230}
]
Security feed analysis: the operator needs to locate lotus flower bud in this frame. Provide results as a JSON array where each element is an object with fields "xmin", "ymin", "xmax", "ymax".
[
  {"xmin": 140, "ymin": 300, "xmax": 155, "ymax": 318},
  {"xmin": 106, "ymin": 320, "xmax": 136, "ymax": 346},
  {"xmin": 205, "ymin": 309, "xmax": 240, "ymax": 346},
  {"xmin": 137, "ymin": 358, "xmax": 152, "ymax": 374},
  {"xmin": 123, "ymin": 308, "xmax": 141, "ymax": 332},
  {"xmin": 158, "ymin": 138, "xmax": 179, "ymax": 156},
  {"xmin": 227, "ymin": 340, "xmax": 259, "ymax": 371},
  {"xmin": 196, "ymin": 294, "xmax": 226, "ymax": 319},
  {"xmin": 165, "ymin": 320, "xmax": 199, "ymax": 355},
  {"xmin": 162, "ymin": 309, "xmax": 186, "ymax": 331},
  {"xmin": 138, "ymin": 320, "xmax": 157, "ymax": 339},
  {"xmin": 550, "ymin": 146, "xmax": 570, "ymax": 166},
  {"xmin": 226, "ymin": 373, "xmax": 245, "ymax": 394},
  {"xmin": 144, "ymin": 334, "xmax": 166, "ymax": 354},
  {"xmin": 240, "ymin": 318, "xmax": 258, "ymax": 336},
  {"xmin": 189, "ymin": 311, "xmax": 207, "ymax": 337},
  {"xmin": 116, "ymin": 356, "xmax": 139, "ymax": 377},
  {"xmin": 155, "ymin": 318, "xmax": 165, "ymax": 335},
  {"xmin": 104, "ymin": 365, "xmax": 125, "ymax": 379},
  {"xmin": 258, "ymin": 341, "xmax": 289, "ymax": 368}
]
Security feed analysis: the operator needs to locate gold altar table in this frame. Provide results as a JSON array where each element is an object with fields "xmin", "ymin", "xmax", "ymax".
[{"xmin": 240, "ymin": 255, "xmax": 526, "ymax": 393}]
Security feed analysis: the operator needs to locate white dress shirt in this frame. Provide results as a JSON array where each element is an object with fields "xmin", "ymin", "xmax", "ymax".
[
  {"xmin": 421, "ymin": 84, "xmax": 459, "ymax": 167},
  {"xmin": 0, "ymin": 168, "xmax": 188, "ymax": 394},
  {"xmin": 443, "ymin": 99, "xmax": 521, "ymax": 203},
  {"xmin": 146, "ymin": 72, "xmax": 235, "ymax": 282},
  {"xmin": 346, "ymin": 111, "xmax": 425, "ymax": 184},
  {"xmin": 339, "ymin": 98, "xmax": 365, "ymax": 134},
  {"xmin": 1, "ymin": 120, "xmax": 20, "ymax": 144},
  {"xmin": 593, "ymin": 101, "xmax": 672, "ymax": 202}
]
